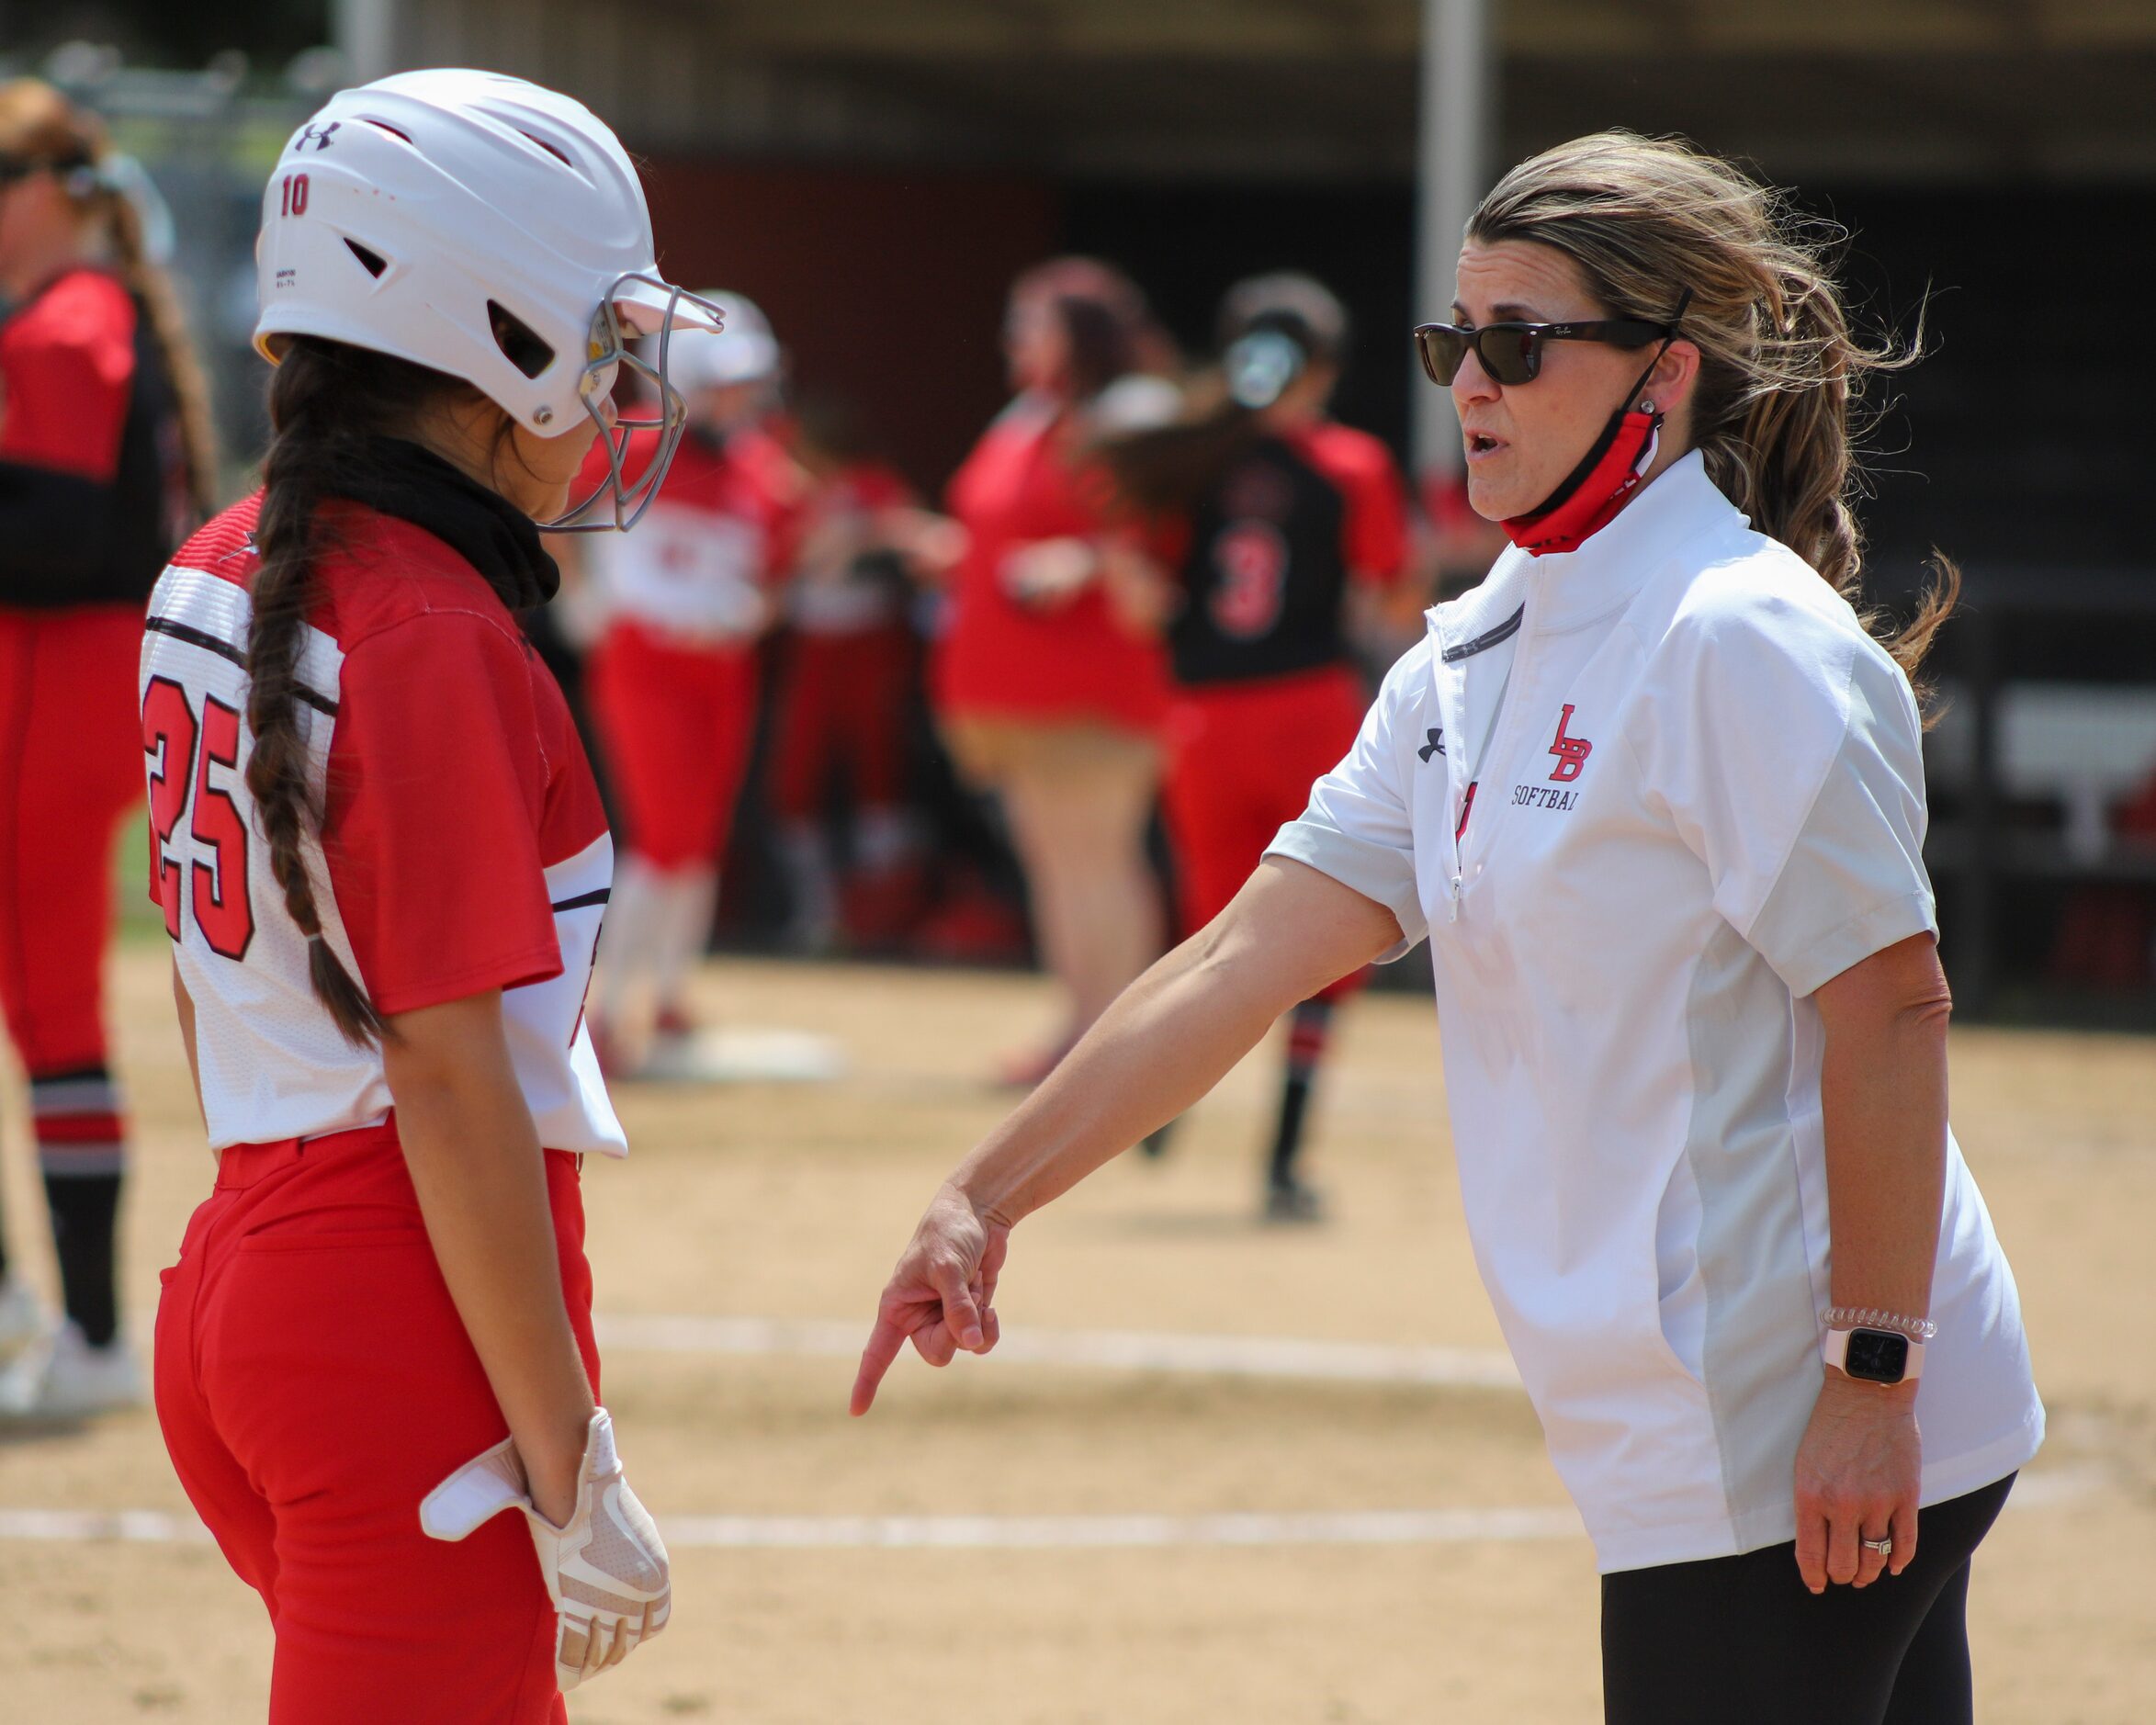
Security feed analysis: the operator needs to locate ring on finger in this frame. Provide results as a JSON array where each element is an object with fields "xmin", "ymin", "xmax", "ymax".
[{"xmin": 1860, "ymin": 1535, "xmax": 1892, "ymax": 1557}]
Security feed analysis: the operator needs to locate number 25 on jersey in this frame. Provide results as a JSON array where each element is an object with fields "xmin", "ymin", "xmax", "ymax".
[{"xmin": 143, "ymin": 676, "xmax": 255, "ymax": 960}]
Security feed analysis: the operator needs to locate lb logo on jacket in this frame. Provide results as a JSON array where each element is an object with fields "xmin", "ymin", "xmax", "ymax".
[{"xmin": 1547, "ymin": 705, "xmax": 1593, "ymax": 783}]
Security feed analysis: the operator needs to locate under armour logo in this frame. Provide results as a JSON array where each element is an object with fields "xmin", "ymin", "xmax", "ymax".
[
  {"xmin": 1418, "ymin": 727, "xmax": 1446, "ymax": 763},
  {"xmin": 295, "ymin": 121, "xmax": 341, "ymax": 152},
  {"xmin": 1547, "ymin": 705, "xmax": 1593, "ymax": 783}
]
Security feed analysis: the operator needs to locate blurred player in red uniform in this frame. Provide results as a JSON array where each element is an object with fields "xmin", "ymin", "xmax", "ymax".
[
  {"xmin": 1104, "ymin": 274, "xmax": 1413, "ymax": 1217},
  {"xmin": 580, "ymin": 291, "xmax": 805, "ymax": 1073},
  {"xmin": 0, "ymin": 80, "xmax": 214, "ymax": 1412},
  {"xmin": 933, "ymin": 259, "xmax": 1174, "ymax": 1082},
  {"xmin": 141, "ymin": 73, "xmax": 697, "ymax": 1715},
  {"xmin": 765, "ymin": 395, "xmax": 923, "ymax": 951}
]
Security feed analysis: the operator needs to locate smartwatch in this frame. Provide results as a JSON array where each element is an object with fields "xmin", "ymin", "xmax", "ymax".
[{"xmin": 1823, "ymin": 1326, "xmax": 1925, "ymax": 1386}]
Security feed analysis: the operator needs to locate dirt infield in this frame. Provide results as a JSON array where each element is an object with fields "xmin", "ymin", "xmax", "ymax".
[{"xmin": 2, "ymin": 947, "xmax": 2150, "ymax": 1721}]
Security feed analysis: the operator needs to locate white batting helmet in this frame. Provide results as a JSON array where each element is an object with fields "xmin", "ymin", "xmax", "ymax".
[
  {"xmin": 253, "ymin": 68, "xmax": 721, "ymax": 530},
  {"xmin": 664, "ymin": 291, "xmax": 781, "ymax": 391}
]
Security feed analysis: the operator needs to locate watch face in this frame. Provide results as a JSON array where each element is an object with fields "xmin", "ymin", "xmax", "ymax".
[{"xmin": 1844, "ymin": 1329, "xmax": 1911, "ymax": 1383}]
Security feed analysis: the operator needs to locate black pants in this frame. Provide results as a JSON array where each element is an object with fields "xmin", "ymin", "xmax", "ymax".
[{"xmin": 1601, "ymin": 1474, "xmax": 2014, "ymax": 1725}]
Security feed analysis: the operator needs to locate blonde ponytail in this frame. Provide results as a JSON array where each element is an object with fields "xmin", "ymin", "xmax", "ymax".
[{"xmin": 102, "ymin": 183, "xmax": 220, "ymax": 518}]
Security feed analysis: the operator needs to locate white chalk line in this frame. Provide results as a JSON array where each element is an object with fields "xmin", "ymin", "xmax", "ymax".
[
  {"xmin": 0, "ymin": 1505, "xmax": 1579, "ymax": 1550},
  {"xmin": 0, "ymin": 1471, "xmax": 2103, "ymax": 1552},
  {"xmin": 594, "ymin": 1313, "xmax": 1524, "ymax": 1390}
]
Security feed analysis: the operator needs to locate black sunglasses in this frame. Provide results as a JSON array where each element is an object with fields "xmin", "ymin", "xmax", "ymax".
[
  {"xmin": 0, "ymin": 152, "xmax": 91, "ymax": 188},
  {"xmin": 1413, "ymin": 316, "xmax": 1675, "ymax": 388}
]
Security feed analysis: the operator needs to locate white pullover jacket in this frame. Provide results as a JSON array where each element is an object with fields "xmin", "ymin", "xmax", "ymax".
[{"xmin": 1270, "ymin": 452, "xmax": 2042, "ymax": 1571}]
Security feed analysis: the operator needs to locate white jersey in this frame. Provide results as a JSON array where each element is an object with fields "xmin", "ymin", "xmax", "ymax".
[
  {"xmin": 140, "ymin": 497, "xmax": 626, "ymax": 1158},
  {"xmin": 1269, "ymin": 452, "xmax": 2041, "ymax": 1572}
]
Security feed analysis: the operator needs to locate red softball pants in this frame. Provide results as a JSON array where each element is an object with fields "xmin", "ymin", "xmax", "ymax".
[
  {"xmin": 154, "ymin": 1121, "xmax": 598, "ymax": 1723},
  {"xmin": 0, "ymin": 603, "xmax": 143, "ymax": 1077},
  {"xmin": 765, "ymin": 626, "xmax": 916, "ymax": 822},
  {"xmin": 1162, "ymin": 665, "xmax": 1372, "ymax": 1006},
  {"xmin": 588, "ymin": 619, "xmax": 758, "ymax": 872}
]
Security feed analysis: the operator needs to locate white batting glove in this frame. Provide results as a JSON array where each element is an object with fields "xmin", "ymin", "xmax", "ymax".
[{"xmin": 420, "ymin": 1407, "xmax": 672, "ymax": 1691}]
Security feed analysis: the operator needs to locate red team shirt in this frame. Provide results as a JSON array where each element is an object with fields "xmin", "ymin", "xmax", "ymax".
[
  {"xmin": 0, "ymin": 268, "xmax": 138, "ymax": 479},
  {"xmin": 1290, "ymin": 423, "xmax": 1409, "ymax": 589},
  {"xmin": 2, "ymin": 265, "xmax": 194, "ymax": 608},
  {"xmin": 935, "ymin": 395, "xmax": 1169, "ymax": 732},
  {"xmin": 140, "ymin": 496, "xmax": 623, "ymax": 1155}
]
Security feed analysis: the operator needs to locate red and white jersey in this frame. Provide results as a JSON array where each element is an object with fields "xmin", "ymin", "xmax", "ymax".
[
  {"xmin": 589, "ymin": 424, "xmax": 803, "ymax": 644},
  {"xmin": 139, "ymin": 494, "xmax": 625, "ymax": 1156}
]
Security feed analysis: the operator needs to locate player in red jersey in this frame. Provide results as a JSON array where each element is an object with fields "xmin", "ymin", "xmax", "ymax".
[
  {"xmin": 0, "ymin": 80, "xmax": 216, "ymax": 1413},
  {"xmin": 140, "ymin": 73, "xmax": 712, "ymax": 1716},
  {"xmin": 1103, "ymin": 275, "xmax": 1414, "ymax": 1218},
  {"xmin": 765, "ymin": 395, "xmax": 924, "ymax": 951},
  {"xmin": 577, "ymin": 291, "xmax": 806, "ymax": 1073},
  {"xmin": 933, "ymin": 259, "xmax": 1175, "ymax": 1082}
]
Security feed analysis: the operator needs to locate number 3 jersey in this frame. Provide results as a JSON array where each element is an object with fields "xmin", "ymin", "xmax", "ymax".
[
  {"xmin": 1161, "ymin": 423, "xmax": 1409, "ymax": 688},
  {"xmin": 139, "ymin": 494, "xmax": 626, "ymax": 1156}
]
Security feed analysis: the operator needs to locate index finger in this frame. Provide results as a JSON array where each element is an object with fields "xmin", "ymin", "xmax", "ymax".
[{"xmin": 850, "ymin": 1308, "xmax": 909, "ymax": 1416}]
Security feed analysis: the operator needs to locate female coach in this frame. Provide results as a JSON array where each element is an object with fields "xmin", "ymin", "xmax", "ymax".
[
  {"xmin": 852, "ymin": 131, "xmax": 2042, "ymax": 1724},
  {"xmin": 142, "ymin": 72, "xmax": 701, "ymax": 1717}
]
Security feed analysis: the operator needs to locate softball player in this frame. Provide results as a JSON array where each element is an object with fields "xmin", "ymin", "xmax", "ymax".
[
  {"xmin": 581, "ymin": 292, "xmax": 805, "ymax": 1072},
  {"xmin": 854, "ymin": 133, "xmax": 2041, "ymax": 1724},
  {"xmin": 0, "ymin": 80, "xmax": 213, "ymax": 1414},
  {"xmin": 142, "ymin": 72, "xmax": 703, "ymax": 1716},
  {"xmin": 934, "ymin": 259, "xmax": 1173, "ymax": 1084},
  {"xmin": 1104, "ymin": 274, "xmax": 1411, "ymax": 1218},
  {"xmin": 765, "ymin": 399, "xmax": 921, "ymax": 952}
]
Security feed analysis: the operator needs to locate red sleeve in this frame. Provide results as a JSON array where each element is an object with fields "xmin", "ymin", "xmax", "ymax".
[
  {"xmin": 737, "ymin": 429, "xmax": 812, "ymax": 578},
  {"xmin": 1340, "ymin": 439, "xmax": 1410, "ymax": 587},
  {"xmin": 1303, "ymin": 427, "xmax": 1410, "ymax": 588},
  {"xmin": 0, "ymin": 272, "xmax": 136, "ymax": 481},
  {"xmin": 322, "ymin": 610, "xmax": 564, "ymax": 1017}
]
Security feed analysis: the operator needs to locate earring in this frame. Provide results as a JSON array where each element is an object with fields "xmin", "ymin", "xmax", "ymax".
[{"xmin": 1638, "ymin": 399, "xmax": 1655, "ymax": 414}]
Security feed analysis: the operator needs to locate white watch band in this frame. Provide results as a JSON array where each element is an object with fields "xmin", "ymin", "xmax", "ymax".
[{"xmin": 1823, "ymin": 1325, "xmax": 1925, "ymax": 1383}]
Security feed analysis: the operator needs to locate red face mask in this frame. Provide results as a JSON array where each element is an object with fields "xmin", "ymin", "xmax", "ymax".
[
  {"xmin": 1500, "ymin": 404, "xmax": 1661, "ymax": 557},
  {"xmin": 1500, "ymin": 299, "xmax": 1687, "ymax": 558}
]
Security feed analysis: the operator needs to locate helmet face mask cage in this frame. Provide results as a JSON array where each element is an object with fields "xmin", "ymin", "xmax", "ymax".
[{"xmin": 545, "ymin": 274, "xmax": 724, "ymax": 534}]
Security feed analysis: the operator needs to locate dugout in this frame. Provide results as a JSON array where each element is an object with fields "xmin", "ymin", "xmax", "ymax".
[{"xmin": 10, "ymin": 0, "xmax": 2154, "ymax": 1015}]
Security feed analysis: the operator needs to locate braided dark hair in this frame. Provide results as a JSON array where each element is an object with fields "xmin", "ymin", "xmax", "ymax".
[{"xmin": 245, "ymin": 337, "xmax": 468, "ymax": 1044}]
